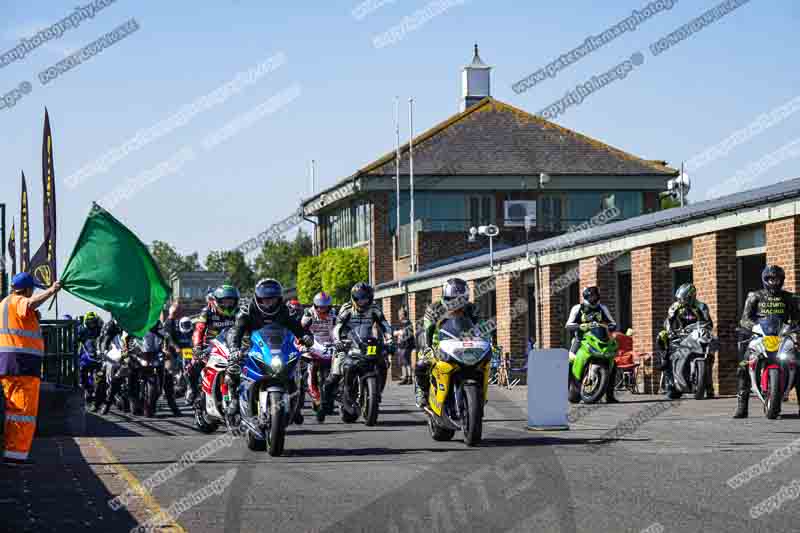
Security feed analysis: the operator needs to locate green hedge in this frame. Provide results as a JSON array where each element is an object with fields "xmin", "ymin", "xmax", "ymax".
[{"xmin": 297, "ymin": 248, "xmax": 368, "ymax": 304}]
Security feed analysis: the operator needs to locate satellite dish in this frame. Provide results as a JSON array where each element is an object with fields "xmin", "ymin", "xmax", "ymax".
[{"xmin": 484, "ymin": 225, "xmax": 500, "ymax": 237}]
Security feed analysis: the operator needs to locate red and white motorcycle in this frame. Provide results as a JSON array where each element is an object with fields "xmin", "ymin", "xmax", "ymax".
[
  {"xmin": 193, "ymin": 337, "xmax": 232, "ymax": 433},
  {"xmin": 300, "ymin": 339, "xmax": 335, "ymax": 422}
]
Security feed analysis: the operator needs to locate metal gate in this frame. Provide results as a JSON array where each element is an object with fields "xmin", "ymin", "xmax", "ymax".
[{"xmin": 40, "ymin": 319, "xmax": 78, "ymax": 388}]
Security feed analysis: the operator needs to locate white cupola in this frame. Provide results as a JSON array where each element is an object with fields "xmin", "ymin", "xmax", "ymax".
[{"xmin": 461, "ymin": 44, "xmax": 491, "ymax": 111}]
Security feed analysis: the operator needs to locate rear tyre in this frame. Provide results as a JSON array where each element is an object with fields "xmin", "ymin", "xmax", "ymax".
[
  {"xmin": 580, "ymin": 364, "xmax": 609, "ymax": 404},
  {"xmin": 693, "ymin": 359, "xmax": 706, "ymax": 400},
  {"xmin": 194, "ymin": 396, "xmax": 220, "ymax": 433},
  {"xmin": 463, "ymin": 384, "xmax": 483, "ymax": 447},
  {"xmin": 267, "ymin": 391, "xmax": 286, "ymax": 456},
  {"xmin": 429, "ymin": 417, "xmax": 455, "ymax": 441},
  {"xmin": 568, "ymin": 373, "xmax": 581, "ymax": 404},
  {"xmin": 766, "ymin": 367, "xmax": 782, "ymax": 420},
  {"xmin": 363, "ymin": 376, "xmax": 379, "ymax": 427}
]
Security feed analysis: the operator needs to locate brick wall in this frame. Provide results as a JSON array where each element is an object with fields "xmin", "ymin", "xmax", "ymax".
[
  {"xmin": 631, "ymin": 244, "xmax": 671, "ymax": 393},
  {"xmin": 370, "ymin": 192, "xmax": 393, "ymax": 285},
  {"xmin": 382, "ymin": 294, "xmax": 407, "ymax": 380},
  {"xmin": 407, "ymin": 289, "xmax": 431, "ymax": 367},
  {"xmin": 693, "ymin": 231, "xmax": 738, "ymax": 395},
  {"xmin": 416, "ymin": 231, "xmax": 485, "ymax": 270},
  {"xmin": 539, "ymin": 264, "xmax": 566, "ymax": 349},
  {"xmin": 578, "ymin": 256, "xmax": 617, "ymax": 319},
  {"xmin": 766, "ymin": 217, "xmax": 800, "ymax": 292},
  {"xmin": 496, "ymin": 272, "xmax": 528, "ymax": 383}
]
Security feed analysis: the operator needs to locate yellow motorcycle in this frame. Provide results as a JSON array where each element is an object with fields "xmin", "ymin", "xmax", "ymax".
[{"xmin": 424, "ymin": 317, "xmax": 492, "ymax": 446}]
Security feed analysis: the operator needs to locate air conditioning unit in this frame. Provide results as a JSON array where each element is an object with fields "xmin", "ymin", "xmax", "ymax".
[{"xmin": 504, "ymin": 200, "xmax": 536, "ymax": 227}]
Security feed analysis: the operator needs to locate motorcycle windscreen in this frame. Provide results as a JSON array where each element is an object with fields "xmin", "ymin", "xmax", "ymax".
[
  {"xmin": 250, "ymin": 324, "xmax": 295, "ymax": 365},
  {"xmin": 757, "ymin": 317, "xmax": 784, "ymax": 337},
  {"xmin": 347, "ymin": 322, "xmax": 382, "ymax": 355},
  {"xmin": 437, "ymin": 316, "xmax": 477, "ymax": 341}
]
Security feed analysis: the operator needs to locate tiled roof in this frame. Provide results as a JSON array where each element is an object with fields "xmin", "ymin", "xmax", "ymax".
[{"xmin": 360, "ymin": 97, "xmax": 677, "ymax": 177}]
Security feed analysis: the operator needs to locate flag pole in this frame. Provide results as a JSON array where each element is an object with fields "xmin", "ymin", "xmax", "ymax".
[
  {"xmin": 409, "ymin": 97, "xmax": 415, "ymax": 272},
  {"xmin": 395, "ymin": 96, "xmax": 401, "ymax": 244}
]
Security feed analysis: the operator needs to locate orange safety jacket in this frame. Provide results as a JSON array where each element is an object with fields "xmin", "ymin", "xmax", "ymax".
[
  {"xmin": 0, "ymin": 294, "xmax": 45, "ymax": 374},
  {"xmin": 0, "ymin": 294, "xmax": 44, "ymax": 461}
]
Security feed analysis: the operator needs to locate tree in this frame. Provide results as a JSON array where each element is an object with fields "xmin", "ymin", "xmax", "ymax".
[
  {"xmin": 254, "ymin": 229, "xmax": 313, "ymax": 289},
  {"xmin": 297, "ymin": 255, "xmax": 323, "ymax": 303},
  {"xmin": 205, "ymin": 250, "xmax": 256, "ymax": 294},
  {"xmin": 150, "ymin": 240, "xmax": 201, "ymax": 280},
  {"xmin": 320, "ymin": 248, "xmax": 368, "ymax": 304}
]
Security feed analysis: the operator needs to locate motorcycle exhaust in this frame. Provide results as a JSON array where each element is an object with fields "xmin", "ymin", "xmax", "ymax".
[{"xmin": 423, "ymin": 406, "xmax": 460, "ymax": 431}]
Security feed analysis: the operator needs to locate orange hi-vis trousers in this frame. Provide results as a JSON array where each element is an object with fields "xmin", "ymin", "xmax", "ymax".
[{"xmin": 0, "ymin": 375, "xmax": 40, "ymax": 461}]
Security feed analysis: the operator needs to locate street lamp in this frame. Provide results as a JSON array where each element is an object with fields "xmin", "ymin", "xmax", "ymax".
[{"xmin": 469, "ymin": 224, "xmax": 500, "ymax": 272}]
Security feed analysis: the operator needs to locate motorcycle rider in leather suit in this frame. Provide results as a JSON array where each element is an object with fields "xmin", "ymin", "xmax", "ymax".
[
  {"xmin": 77, "ymin": 312, "xmax": 104, "ymax": 409},
  {"xmin": 565, "ymin": 286, "xmax": 619, "ymax": 403},
  {"xmin": 191, "ymin": 285, "xmax": 239, "ymax": 404},
  {"xmin": 658, "ymin": 283, "xmax": 714, "ymax": 399},
  {"xmin": 301, "ymin": 292, "xmax": 336, "ymax": 411},
  {"xmin": 225, "ymin": 279, "xmax": 312, "ymax": 418},
  {"xmin": 734, "ymin": 265, "xmax": 800, "ymax": 418},
  {"xmin": 322, "ymin": 283, "xmax": 393, "ymax": 414},
  {"xmin": 415, "ymin": 278, "xmax": 479, "ymax": 409}
]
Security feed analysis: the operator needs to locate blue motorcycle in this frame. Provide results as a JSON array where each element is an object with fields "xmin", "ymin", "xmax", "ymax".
[
  {"xmin": 79, "ymin": 339, "xmax": 102, "ymax": 406},
  {"xmin": 237, "ymin": 324, "xmax": 301, "ymax": 456}
]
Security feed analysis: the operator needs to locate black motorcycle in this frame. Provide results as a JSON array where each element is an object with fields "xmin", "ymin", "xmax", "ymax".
[
  {"xmin": 337, "ymin": 325, "xmax": 390, "ymax": 426},
  {"xmin": 669, "ymin": 321, "xmax": 717, "ymax": 400},
  {"xmin": 129, "ymin": 348, "xmax": 163, "ymax": 417}
]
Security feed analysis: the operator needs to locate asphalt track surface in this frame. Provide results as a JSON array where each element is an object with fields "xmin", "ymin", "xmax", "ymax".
[{"xmin": 4, "ymin": 384, "xmax": 800, "ymax": 532}]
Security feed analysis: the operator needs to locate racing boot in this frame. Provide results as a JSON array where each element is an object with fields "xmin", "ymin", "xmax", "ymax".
[
  {"xmin": 605, "ymin": 367, "xmax": 619, "ymax": 403},
  {"xmin": 733, "ymin": 366, "xmax": 750, "ymax": 419},
  {"xmin": 321, "ymin": 374, "xmax": 340, "ymax": 415},
  {"xmin": 101, "ymin": 402, "xmax": 112, "ymax": 415},
  {"xmin": 414, "ymin": 372, "xmax": 429, "ymax": 409}
]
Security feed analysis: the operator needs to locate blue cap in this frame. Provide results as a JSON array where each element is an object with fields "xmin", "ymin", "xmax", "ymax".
[{"xmin": 11, "ymin": 272, "xmax": 46, "ymax": 290}]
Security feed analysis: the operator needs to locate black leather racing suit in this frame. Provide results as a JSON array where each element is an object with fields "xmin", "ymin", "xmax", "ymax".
[
  {"xmin": 77, "ymin": 323, "xmax": 103, "ymax": 394},
  {"xmin": 98, "ymin": 319, "xmax": 126, "ymax": 411},
  {"xmin": 737, "ymin": 289, "xmax": 800, "ymax": 412},
  {"xmin": 225, "ymin": 302, "xmax": 308, "ymax": 415},
  {"xmin": 322, "ymin": 302, "xmax": 392, "ymax": 411},
  {"xmin": 660, "ymin": 301, "xmax": 713, "ymax": 393}
]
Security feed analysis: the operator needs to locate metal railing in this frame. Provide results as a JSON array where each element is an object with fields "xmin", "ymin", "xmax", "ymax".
[{"xmin": 40, "ymin": 319, "xmax": 79, "ymax": 388}]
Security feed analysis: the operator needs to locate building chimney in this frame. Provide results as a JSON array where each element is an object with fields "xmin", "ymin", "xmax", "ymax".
[{"xmin": 461, "ymin": 43, "xmax": 491, "ymax": 112}]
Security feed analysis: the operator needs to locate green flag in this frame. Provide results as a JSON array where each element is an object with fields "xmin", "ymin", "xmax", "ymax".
[{"xmin": 61, "ymin": 203, "xmax": 170, "ymax": 337}]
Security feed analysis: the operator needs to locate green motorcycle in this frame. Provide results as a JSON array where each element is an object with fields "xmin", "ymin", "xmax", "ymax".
[{"xmin": 568, "ymin": 323, "xmax": 618, "ymax": 404}]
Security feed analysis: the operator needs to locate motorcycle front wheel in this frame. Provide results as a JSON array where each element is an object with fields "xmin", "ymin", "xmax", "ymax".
[
  {"xmin": 462, "ymin": 383, "xmax": 483, "ymax": 446},
  {"xmin": 194, "ymin": 395, "xmax": 220, "ymax": 434},
  {"xmin": 766, "ymin": 367, "xmax": 782, "ymax": 420},
  {"xmin": 267, "ymin": 391, "xmax": 286, "ymax": 456},
  {"xmin": 580, "ymin": 364, "xmax": 609, "ymax": 404},
  {"xmin": 361, "ymin": 376, "xmax": 379, "ymax": 427},
  {"xmin": 693, "ymin": 359, "xmax": 706, "ymax": 400},
  {"xmin": 144, "ymin": 378, "xmax": 159, "ymax": 418}
]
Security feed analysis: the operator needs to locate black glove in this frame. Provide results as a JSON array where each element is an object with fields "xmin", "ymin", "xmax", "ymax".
[
  {"xmin": 302, "ymin": 335, "xmax": 314, "ymax": 348},
  {"xmin": 335, "ymin": 340, "xmax": 347, "ymax": 353}
]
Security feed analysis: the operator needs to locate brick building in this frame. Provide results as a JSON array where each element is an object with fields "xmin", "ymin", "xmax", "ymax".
[
  {"xmin": 375, "ymin": 177, "xmax": 800, "ymax": 391},
  {"xmin": 301, "ymin": 46, "xmax": 677, "ymax": 291}
]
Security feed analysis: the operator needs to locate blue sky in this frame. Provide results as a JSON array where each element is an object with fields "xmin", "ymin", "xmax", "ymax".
[{"xmin": 0, "ymin": 0, "xmax": 797, "ymax": 316}]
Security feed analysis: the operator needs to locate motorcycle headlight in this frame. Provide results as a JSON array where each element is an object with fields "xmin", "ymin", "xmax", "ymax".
[
  {"xmin": 764, "ymin": 336, "xmax": 781, "ymax": 352},
  {"xmin": 271, "ymin": 356, "xmax": 283, "ymax": 372}
]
